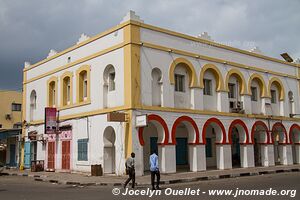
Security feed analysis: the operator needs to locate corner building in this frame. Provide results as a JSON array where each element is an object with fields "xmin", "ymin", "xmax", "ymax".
[{"xmin": 22, "ymin": 11, "xmax": 300, "ymax": 176}]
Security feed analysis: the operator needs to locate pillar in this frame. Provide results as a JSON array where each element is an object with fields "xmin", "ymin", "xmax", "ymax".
[
  {"xmin": 188, "ymin": 144, "xmax": 206, "ymax": 172},
  {"xmin": 159, "ymin": 145, "xmax": 176, "ymax": 174},
  {"xmin": 241, "ymin": 95, "xmax": 251, "ymax": 114},
  {"xmin": 216, "ymin": 144, "xmax": 232, "ymax": 169},
  {"xmin": 191, "ymin": 88, "xmax": 203, "ymax": 110},
  {"xmin": 261, "ymin": 144, "xmax": 275, "ymax": 167},
  {"xmin": 217, "ymin": 91, "xmax": 229, "ymax": 112},
  {"xmin": 240, "ymin": 144, "xmax": 255, "ymax": 168},
  {"xmin": 294, "ymin": 145, "xmax": 300, "ymax": 164},
  {"xmin": 279, "ymin": 144, "xmax": 293, "ymax": 165}
]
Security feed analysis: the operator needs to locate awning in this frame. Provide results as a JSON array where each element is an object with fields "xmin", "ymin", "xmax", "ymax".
[{"xmin": 0, "ymin": 129, "xmax": 21, "ymax": 140}]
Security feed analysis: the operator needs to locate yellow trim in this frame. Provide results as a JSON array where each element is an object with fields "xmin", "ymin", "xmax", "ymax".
[
  {"xmin": 248, "ymin": 73, "xmax": 267, "ymax": 97},
  {"xmin": 199, "ymin": 63, "xmax": 225, "ymax": 91},
  {"xmin": 58, "ymin": 100, "xmax": 91, "ymax": 111},
  {"xmin": 47, "ymin": 76, "xmax": 58, "ymax": 107},
  {"xmin": 169, "ymin": 57, "xmax": 198, "ymax": 88},
  {"xmin": 123, "ymin": 23, "xmax": 141, "ymax": 108},
  {"xmin": 24, "ymin": 42, "xmax": 126, "ymax": 85},
  {"xmin": 135, "ymin": 21, "xmax": 299, "ymax": 68},
  {"xmin": 76, "ymin": 65, "xmax": 91, "ymax": 103},
  {"xmin": 140, "ymin": 42, "xmax": 298, "ymax": 80},
  {"xmin": 225, "ymin": 68, "xmax": 248, "ymax": 95},
  {"xmin": 20, "ymin": 70, "xmax": 27, "ymax": 170},
  {"xmin": 268, "ymin": 77, "xmax": 285, "ymax": 101},
  {"xmin": 60, "ymin": 71, "xmax": 73, "ymax": 107},
  {"xmin": 124, "ymin": 110, "xmax": 133, "ymax": 158},
  {"xmin": 24, "ymin": 21, "xmax": 132, "ymax": 72}
]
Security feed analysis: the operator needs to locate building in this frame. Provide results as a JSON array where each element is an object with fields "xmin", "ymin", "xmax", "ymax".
[
  {"xmin": 0, "ymin": 90, "xmax": 22, "ymax": 167},
  {"xmin": 22, "ymin": 11, "xmax": 300, "ymax": 175}
]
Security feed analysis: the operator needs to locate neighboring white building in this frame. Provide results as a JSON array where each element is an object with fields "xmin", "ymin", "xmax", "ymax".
[{"xmin": 22, "ymin": 11, "xmax": 300, "ymax": 176}]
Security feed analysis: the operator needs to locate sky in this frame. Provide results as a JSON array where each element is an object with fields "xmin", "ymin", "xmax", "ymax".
[{"xmin": 0, "ymin": 0, "xmax": 299, "ymax": 90}]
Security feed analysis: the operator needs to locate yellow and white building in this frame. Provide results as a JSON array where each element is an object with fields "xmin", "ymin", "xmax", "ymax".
[
  {"xmin": 22, "ymin": 11, "xmax": 300, "ymax": 175},
  {"xmin": 0, "ymin": 90, "xmax": 22, "ymax": 167}
]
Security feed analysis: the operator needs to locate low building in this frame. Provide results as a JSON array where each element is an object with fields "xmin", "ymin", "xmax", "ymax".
[
  {"xmin": 22, "ymin": 11, "xmax": 300, "ymax": 175},
  {"xmin": 0, "ymin": 90, "xmax": 22, "ymax": 167}
]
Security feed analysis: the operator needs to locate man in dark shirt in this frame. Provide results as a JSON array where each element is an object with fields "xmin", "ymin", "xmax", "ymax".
[{"xmin": 124, "ymin": 152, "xmax": 135, "ymax": 188}]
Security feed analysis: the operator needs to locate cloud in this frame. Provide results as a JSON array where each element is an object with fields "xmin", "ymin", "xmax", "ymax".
[{"xmin": 0, "ymin": 0, "xmax": 299, "ymax": 90}]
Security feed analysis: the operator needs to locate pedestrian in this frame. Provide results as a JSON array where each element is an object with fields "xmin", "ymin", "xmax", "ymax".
[
  {"xmin": 124, "ymin": 152, "xmax": 135, "ymax": 188},
  {"xmin": 149, "ymin": 150, "xmax": 160, "ymax": 190}
]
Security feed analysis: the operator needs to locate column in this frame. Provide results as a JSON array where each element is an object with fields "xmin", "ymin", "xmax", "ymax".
[
  {"xmin": 261, "ymin": 144, "xmax": 275, "ymax": 167},
  {"xmin": 217, "ymin": 91, "xmax": 229, "ymax": 112},
  {"xmin": 191, "ymin": 88, "xmax": 203, "ymax": 110},
  {"xmin": 216, "ymin": 144, "xmax": 232, "ymax": 169},
  {"xmin": 188, "ymin": 144, "xmax": 206, "ymax": 172},
  {"xmin": 294, "ymin": 145, "xmax": 300, "ymax": 164},
  {"xmin": 240, "ymin": 144, "xmax": 255, "ymax": 168},
  {"xmin": 279, "ymin": 100, "xmax": 285, "ymax": 117},
  {"xmin": 279, "ymin": 144, "xmax": 293, "ymax": 165},
  {"xmin": 159, "ymin": 145, "xmax": 176, "ymax": 174},
  {"xmin": 241, "ymin": 95, "xmax": 251, "ymax": 114},
  {"xmin": 261, "ymin": 97, "xmax": 270, "ymax": 115}
]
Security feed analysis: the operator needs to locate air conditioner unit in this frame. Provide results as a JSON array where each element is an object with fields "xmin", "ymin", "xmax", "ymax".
[
  {"xmin": 230, "ymin": 101, "xmax": 245, "ymax": 113},
  {"xmin": 5, "ymin": 114, "xmax": 11, "ymax": 120}
]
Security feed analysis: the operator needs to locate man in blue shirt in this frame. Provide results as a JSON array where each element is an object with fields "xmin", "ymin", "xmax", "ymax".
[{"xmin": 149, "ymin": 150, "xmax": 160, "ymax": 190}]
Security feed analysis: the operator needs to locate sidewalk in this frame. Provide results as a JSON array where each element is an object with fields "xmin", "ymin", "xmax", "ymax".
[{"xmin": 1, "ymin": 165, "xmax": 300, "ymax": 187}]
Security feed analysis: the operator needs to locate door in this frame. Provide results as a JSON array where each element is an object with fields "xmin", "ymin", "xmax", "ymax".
[
  {"xmin": 61, "ymin": 141, "xmax": 70, "ymax": 170},
  {"xmin": 47, "ymin": 142, "xmax": 55, "ymax": 169},
  {"xmin": 9, "ymin": 144, "xmax": 16, "ymax": 166},
  {"xmin": 176, "ymin": 138, "xmax": 188, "ymax": 165},
  {"xmin": 150, "ymin": 137, "xmax": 158, "ymax": 155},
  {"xmin": 24, "ymin": 142, "xmax": 31, "ymax": 168},
  {"xmin": 104, "ymin": 146, "xmax": 115, "ymax": 173}
]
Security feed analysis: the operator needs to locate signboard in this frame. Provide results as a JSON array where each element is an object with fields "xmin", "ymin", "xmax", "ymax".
[
  {"xmin": 136, "ymin": 115, "xmax": 148, "ymax": 127},
  {"xmin": 47, "ymin": 134, "xmax": 56, "ymax": 142},
  {"xmin": 59, "ymin": 130, "xmax": 72, "ymax": 140},
  {"xmin": 107, "ymin": 112, "xmax": 127, "ymax": 122},
  {"xmin": 45, "ymin": 107, "xmax": 57, "ymax": 134}
]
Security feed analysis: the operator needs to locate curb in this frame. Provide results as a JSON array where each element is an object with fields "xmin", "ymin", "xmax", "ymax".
[{"xmin": 2, "ymin": 167, "xmax": 300, "ymax": 187}]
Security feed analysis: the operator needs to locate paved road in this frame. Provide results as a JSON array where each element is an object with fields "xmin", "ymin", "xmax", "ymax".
[{"xmin": 0, "ymin": 172, "xmax": 299, "ymax": 200}]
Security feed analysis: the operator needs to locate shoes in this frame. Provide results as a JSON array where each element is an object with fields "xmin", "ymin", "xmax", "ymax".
[{"xmin": 156, "ymin": 186, "xmax": 161, "ymax": 190}]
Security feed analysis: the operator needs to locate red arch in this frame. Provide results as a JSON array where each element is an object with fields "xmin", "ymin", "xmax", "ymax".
[
  {"xmin": 271, "ymin": 122, "xmax": 288, "ymax": 144},
  {"xmin": 171, "ymin": 116, "xmax": 199, "ymax": 145},
  {"xmin": 251, "ymin": 121, "xmax": 271, "ymax": 144},
  {"xmin": 138, "ymin": 114, "xmax": 169, "ymax": 146},
  {"xmin": 289, "ymin": 124, "xmax": 300, "ymax": 144},
  {"xmin": 228, "ymin": 119, "xmax": 250, "ymax": 144},
  {"xmin": 202, "ymin": 118, "xmax": 227, "ymax": 144}
]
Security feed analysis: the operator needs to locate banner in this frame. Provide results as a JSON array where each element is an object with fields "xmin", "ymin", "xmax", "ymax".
[{"xmin": 45, "ymin": 107, "xmax": 57, "ymax": 134}]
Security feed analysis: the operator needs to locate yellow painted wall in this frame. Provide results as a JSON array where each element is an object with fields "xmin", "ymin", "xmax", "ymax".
[{"xmin": 0, "ymin": 90, "xmax": 22, "ymax": 129}]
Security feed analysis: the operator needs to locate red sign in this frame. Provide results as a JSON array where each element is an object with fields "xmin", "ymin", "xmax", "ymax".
[{"xmin": 45, "ymin": 107, "xmax": 57, "ymax": 134}]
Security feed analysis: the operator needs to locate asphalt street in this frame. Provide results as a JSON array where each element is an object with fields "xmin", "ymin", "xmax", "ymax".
[{"xmin": 0, "ymin": 172, "xmax": 299, "ymax": 200}]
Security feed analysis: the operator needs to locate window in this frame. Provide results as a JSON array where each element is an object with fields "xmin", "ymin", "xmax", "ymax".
[
  {"xmin": 62, "ymin": 75, "xmax": 72, "ymax": 106},
  {"xmin": 228, "ymin": 83, "xmax": 236, "ymax": 98},
  {"xmin": 13, "ymin": 123, "xmax": 22, "ymax": 129},
  {"xmin": 109, "ymin": 72, "xmax": 115, "ymax": 91},
  {"xmin": 175, "ymin": 74, "xmax": 185, "ymax": 92},
  {"xmin": 67, "ymin": 57, "xmax": 71, "ymax": 63},
  {"xmin": 12, "ymin": 103, "xmax": 21, "ymax": 111},
  {"xmin": 271, "ymin": 90, "xmax": 277, "ymax": 103},
  {"xmin": 48, "ymin": 80, "xmax": 56, "ymax": 107},
  {"xmin": 0, "ymin": 124, "xmax": 2, "ymax": 128},
  {"xmin": 77, "ymin": 139, "xmax": 88, "ymax": 161},
  {"xmin": 251, "ymin": 87, "xmax": 258, "ymax": 101},
  {"xmin": 83, "ymin": 72, "xmax": 87, "ymax": 98},
  {"xmin": 203, "ymin": 79, "xmax": 212, "ymax": 95},
  {"xmin": 30, "ymin": 90, "xmax": 37, "ymax": 121},
  {"xmin": 205, "ymin": 138, "xmax": 212, "ymax": 157},
  {"xmin": 77, "ymin": 65, "xmax": 90, "ymax": 103}
]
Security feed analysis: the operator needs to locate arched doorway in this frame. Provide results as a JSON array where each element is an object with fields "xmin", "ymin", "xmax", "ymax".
[
  {"xmin": 271, "ymin": 123, "xmax": 287, "ymax": 165},
  {"xmin": 228, "ymin": 119, "xmax": 249, "ymax": 168},
  {"xmin": 171, "ymin": 116, "xmax": 199, "ymax": 172},
  {"xmin": 103, "ymin": 126, "xmax": 116, "ymax": 174},
  {"xmin": 202, "ymin": 118, "xmax": 226, "ymax": 170},
  {"xmin": 138, "ymin": 114, "xmax": 169, "ymax": 173},
  {"xmin": 251, "ymin": 121, "xmax": 270, "ymax": 167},
  {"xmin": 289, "ymin": 124, "xmax": 300, "ymax": 164}
]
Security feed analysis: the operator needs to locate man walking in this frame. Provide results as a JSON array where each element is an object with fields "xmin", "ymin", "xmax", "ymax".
[
  {"xmin": 124, "ymin": 152, "xmax": 135, "ymax": 188},
  {"xmin": 150, "ymin": 150, "xmax": 160, "ymax": 190}
]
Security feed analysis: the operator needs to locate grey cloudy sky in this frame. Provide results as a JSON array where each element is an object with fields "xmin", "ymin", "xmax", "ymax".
[{"xmin": 0, "ymin": 0, "xmax": 299, "ymax": 90}]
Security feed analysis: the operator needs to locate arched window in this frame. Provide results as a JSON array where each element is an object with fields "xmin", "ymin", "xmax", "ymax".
[
  {"xmin": 151, "ymin": 68, "xmax": 162, "ymax": 106},
  {"xmin": 248, "ymin": 73, "xmax": 267, "ymax": 115},
  {"xmin": 47, "ymin": 77, "xmax": 58, "ymax": 107},
  {"xmin": 103, "ymin": 65, "xmax": 116, "ymax": 108},
  {"xmin": 61, "ymin": 72, "xmax": 73, "ymax": 106},
  {"xmin": 30, "ymin": 90, "xmax": 37, "ymax": 121},
  {"xmin": 268, "ymin": 77, "xmax": 285, "ymax": 116},
  {"xmin": 76, "ymin": 65, "xmax": 90, "ymax": 103}
]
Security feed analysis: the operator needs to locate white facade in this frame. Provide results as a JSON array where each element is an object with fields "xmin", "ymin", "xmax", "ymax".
[{"xmin": 23, "ymin": 11, "xmax": 300, "ymax": 176}]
